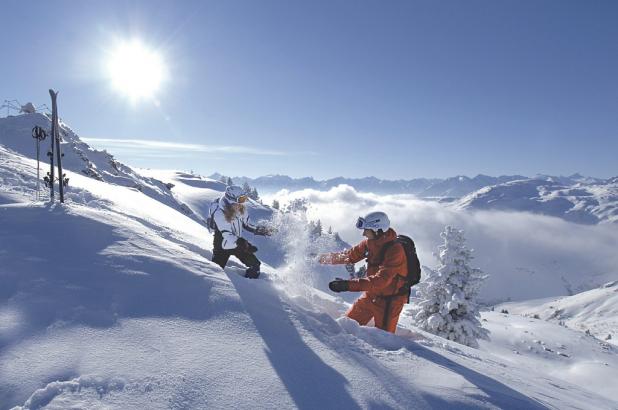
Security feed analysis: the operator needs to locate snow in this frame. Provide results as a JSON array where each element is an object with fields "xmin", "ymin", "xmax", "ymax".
[
  {"xmin": 412, "ymin": 227, "xmax": 489, "ymax": 348},
  {"xmin": 2, "ymin": 113, "xmax": 618, "ymax": 409},
  {"xmin": 266, "ymin": 185, "xmax": 618, "ymax": 303},
  {"xmin": 496, "ymin": 282, "xmax": 618, "ymax": 347},
  {"xmin": 456, "ymin": 178, "xmax": 618, "ymax": 224},
  {"xmin": 475, "ymin": 311, "xmax": 618, "ymax": 402},
  {"xmin": 232, "ymin": 173, "xmax": 618, "ymax": 225}
]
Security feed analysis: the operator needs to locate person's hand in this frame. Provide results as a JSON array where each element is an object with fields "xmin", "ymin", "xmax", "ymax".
[
  {"xmin": 328, "ymin": 279, "xmax": 350, "ymax": 293},
  {"xmin": 256, "ymin": 226, "xmax": 276, "ymax": 236}
]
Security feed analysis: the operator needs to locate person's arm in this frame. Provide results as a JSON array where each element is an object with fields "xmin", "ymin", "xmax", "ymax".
[
  {"xmin": 242, "ymin": 215, "xmax": 273, "ymax": 236},
  {"xmin": 319, "ymin": 240, "xmax": 367, "ymax": 265},
  {"xmin": 348, "ymin": 243, "xmax": 406, "ymax": 292},
  {"xmin": 242, "ymin": 214, "xmax": 257, "ymax": 233}
]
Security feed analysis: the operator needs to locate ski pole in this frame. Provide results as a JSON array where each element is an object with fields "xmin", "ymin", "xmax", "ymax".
[{"xmin": 32, "ymin": 126, "xmax": 47, "ymax": 200}]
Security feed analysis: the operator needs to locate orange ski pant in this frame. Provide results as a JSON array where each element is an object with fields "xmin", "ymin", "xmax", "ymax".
[{"xmin": 346, "ymin": 294, "xmax": 406, "ymax": 333}]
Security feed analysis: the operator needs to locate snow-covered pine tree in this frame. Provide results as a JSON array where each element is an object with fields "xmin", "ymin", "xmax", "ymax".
[
  {"xmin": 411, "ymin": 226, "xmax": 489, "ymax": 348},
  {"xmin": 285, "ymin": 198, "xmax": 308, "ymax": 213},
  {"xmin": 314, "ymin": 219, "xmax": 323, "ymax": 236},
  {"xmin": 307, "ymin": 220, "xmax": 316, "ymax": 234},
  {"xmin": 272, "ymin": 199, "xmax": 280, "ymax": 210}
]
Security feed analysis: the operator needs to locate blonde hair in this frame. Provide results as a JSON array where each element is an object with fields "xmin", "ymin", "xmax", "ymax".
[{"xmin": 223, "ymin": 202, "xmax": 245, "ymax": 222}]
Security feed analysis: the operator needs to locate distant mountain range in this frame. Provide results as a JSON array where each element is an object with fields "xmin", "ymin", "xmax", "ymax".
[
  {"xmin": 2, "ymin": 114, "xmax": 614, "ymax": 226},
  {"xmin": 455, "ymin": 177, "xmax": 618, "ymax": 224},
  {"xmin": 220, "ymin": 173, "xmax": 604, "ymax": 197},
  {"xmin": 213, "ymin": 173, "xmax": 521, "ymax": 196},
  {"xmin": 217, "ymin": 173, "xmax": 617, "ymax": 224}
]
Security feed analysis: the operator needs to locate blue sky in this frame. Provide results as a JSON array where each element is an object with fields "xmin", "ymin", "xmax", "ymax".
[{"xmin": 1, "ymin": 0, "xmax": 617, "ymax": 179}]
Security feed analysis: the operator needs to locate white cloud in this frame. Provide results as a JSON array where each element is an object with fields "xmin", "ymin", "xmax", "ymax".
[
  {"xmin": 264, "ymin": 185, "xmax": 618, "ymax": 303},
  {"xmin": 82, "ymin": 138, "xmax": 310, "ymax": 156}
]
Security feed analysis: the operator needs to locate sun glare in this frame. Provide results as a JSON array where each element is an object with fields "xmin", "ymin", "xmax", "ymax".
[{"xmin": 106, "ymin": 39, "xmax": 166, "ymax": 102}]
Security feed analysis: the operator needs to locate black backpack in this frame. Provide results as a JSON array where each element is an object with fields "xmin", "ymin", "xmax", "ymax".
[
  {"xmin": 377, "ymin": 235, "xmax": 422, "ymax": 302},
  {"xmin": 205, "ymin": 199, "xmax": 220, "ymax": 232}
]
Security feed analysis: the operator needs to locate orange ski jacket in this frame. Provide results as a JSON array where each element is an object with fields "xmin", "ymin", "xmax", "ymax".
[{"xmin": 322, "ymin": 228, "xmax": 408, "ymax": 298}]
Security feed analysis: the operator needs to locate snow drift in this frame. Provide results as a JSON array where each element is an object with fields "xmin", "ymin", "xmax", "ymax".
[{"xmin": 1, "ymin": 113, "xmax": 617, "ymax": 409}]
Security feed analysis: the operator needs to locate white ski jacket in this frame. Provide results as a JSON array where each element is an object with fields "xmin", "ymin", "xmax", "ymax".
[{"xmin": 212, "ymin": 198, "xmax": 259, "ymax": 250}]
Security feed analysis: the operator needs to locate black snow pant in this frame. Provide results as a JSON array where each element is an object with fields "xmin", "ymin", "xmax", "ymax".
[{"xmin": 212, "ymin": 230, "xmax": 261, "ymax": 270}]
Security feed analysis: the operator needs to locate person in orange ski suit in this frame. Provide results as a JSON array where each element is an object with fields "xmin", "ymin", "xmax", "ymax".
[{"xmin": 318, "ymin": 212, "xmax": 408, "ymax": 333}]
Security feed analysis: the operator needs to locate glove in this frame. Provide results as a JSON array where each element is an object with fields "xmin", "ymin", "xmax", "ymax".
[
  {"xmin": 255, "ymin": 226, "xmax": 275, "ymax": 236},
  {"xmin": 329, "ymin": 279, "xmax": 350, "ymax": 293}
]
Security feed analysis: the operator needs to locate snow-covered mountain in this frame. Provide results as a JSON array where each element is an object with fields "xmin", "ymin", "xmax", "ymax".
[
  {"xmin": 2, "ymin": 113, "xmax": 618, "ymax": 409},
  {"xmin": 0, "ymin": 113, "xmax": 184, "ymax": 212},
  {"xmin": 225, "ymin": 173, "xmax": 528, "ymax": 198},
  {"xmin": 0, "ymin": 113, "xmax": 348, "ymax": 267},
  {"xmin": 228, "ymin": 172, "xmax": 618, "ymax": 225},
  {"xmin": 228, "ymin": 173, "xmax": 610, "ymax": 198},
  {"xmin": 497, "ymin": 281, "xmax": 618, "ymax": 346},
  {"xmin": 455, "ymin": 177, "xmax": 618, "ymax": 224}
]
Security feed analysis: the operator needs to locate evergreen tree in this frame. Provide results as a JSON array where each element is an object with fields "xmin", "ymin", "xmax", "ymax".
[
  {"xmin": 285, "ymin": 198, "xmax": 308, "ymax": 213},
  {"xmin": 411, "ymin": 226, "xmax": 489, "ymax": 348},
  {"xmin": 272, "ymin": 199, "xmax": 280, "ymax": 210},
  {"xmin": 242, "ymin": 182, "xmax": 252, "ymax": 194},
  {"xmin": 327, "ymin": 225, "xmax": 333, "ymax": 235},
  {"xmin": 307, "ymin": 220, "xmax": 316, "ymax": 235},
  {"xmin": 226, "ymin": 177, "xmax": 234, "ymax": 186},
  {"xmin": 249, "ymin": 187, "xmax": 260, "ymax": 201},
  {"xmin": 314, "ymin": 219, "xmax": 323, "ymax": 236}
]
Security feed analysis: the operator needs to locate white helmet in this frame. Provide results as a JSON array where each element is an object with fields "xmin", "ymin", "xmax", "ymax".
[
  {"xmin": 355, "ymin": 211, "xmax": 390, "ymax": 232},
  {"xmin": 221, "ymin": 185, "xmax": 248, "ymax": 205}
]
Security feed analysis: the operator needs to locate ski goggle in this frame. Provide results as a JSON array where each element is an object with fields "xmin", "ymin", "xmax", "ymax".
[
  {"xmin": 355, "ymin": 217, "xmax": 366, "ymax": 229},
  {"xmin": 356, "ymin": 216, "xmax": 382, "ymax": 230},
  {"xmin": 224, "ymin": 192, "xmax": 248, "ymax": 203}
]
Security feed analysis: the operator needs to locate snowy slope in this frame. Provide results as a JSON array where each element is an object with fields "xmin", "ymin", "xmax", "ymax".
[
  {"xmin": 136, "ymin": 169, "xmax": 272, "ymax": 233},
  {"xmin": 0, "ymin": 113, "xmax": 185, "ymax": 214},
  {"xmin": 496, "ymin": 281, "xmax": 618, "ymax": 347},
  {"xmin": 476, "ymin": 311, "xmax": 618, "ymax": 401},
  {"xmin": 2, "ymin": 135, "xmax": 618, "ymax": 408},
  {"xmin": 455, "ymin": 178, "xmax": 618, "ymax": 224},
  {"xmin": 135, "ymin": 168, "xmax": 349, "ymax": 270}
]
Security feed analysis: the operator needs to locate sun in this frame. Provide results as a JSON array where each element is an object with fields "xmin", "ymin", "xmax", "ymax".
[{"xmin": 106, "ymin": 39, "xmax": 167, "ymax": 102}]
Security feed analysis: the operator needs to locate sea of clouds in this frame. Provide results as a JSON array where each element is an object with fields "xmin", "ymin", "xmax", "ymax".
[{"xmin": 264, "ymin": 185, "xmax": 618, "ymax": 303}]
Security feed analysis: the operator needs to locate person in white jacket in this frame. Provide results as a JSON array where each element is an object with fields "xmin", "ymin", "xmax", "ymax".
[{"xmin": 210, "ymin": 185, "xmax": 271, "ymax": 278}]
